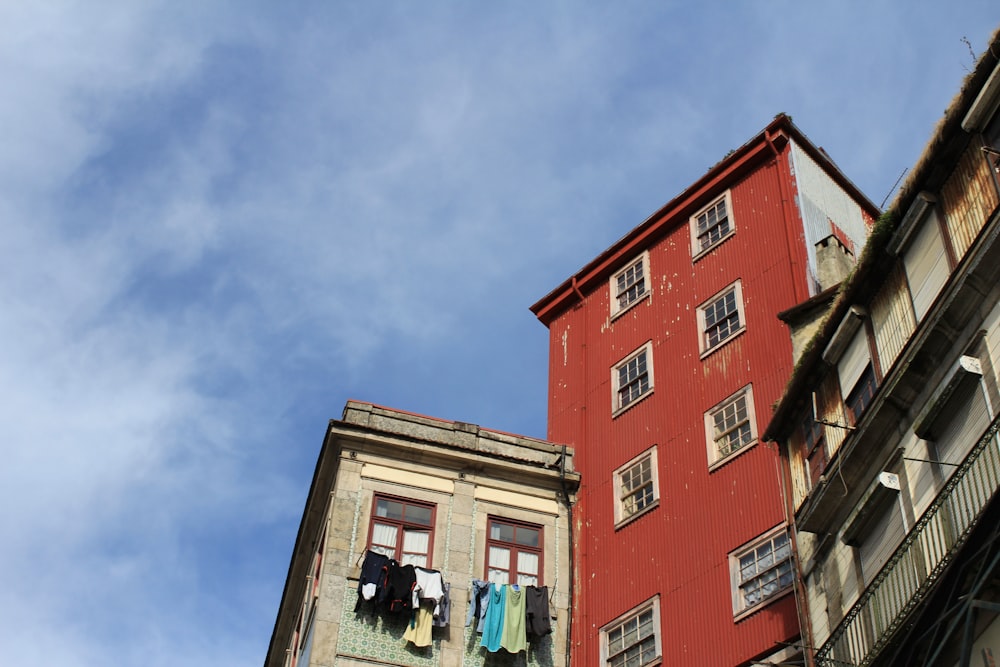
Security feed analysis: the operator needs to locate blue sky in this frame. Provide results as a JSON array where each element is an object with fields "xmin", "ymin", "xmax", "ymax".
[{"xmin": 1, "ymin": 2, "xmax": 996, "ymax": 664}]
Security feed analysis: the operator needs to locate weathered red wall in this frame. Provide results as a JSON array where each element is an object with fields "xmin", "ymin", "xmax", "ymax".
[{"xmin": 546, "ymin": 145, "xmax": 807, "ymax": 667}]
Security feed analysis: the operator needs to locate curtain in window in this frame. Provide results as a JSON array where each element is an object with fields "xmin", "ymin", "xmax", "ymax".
[
  {"xmin": 488, "ymin": 546, "xmax": 510, "ymax": 584},
  {"xmin": 370, "ymin": 523, "xmax": 398, "ymax": 557},
  {"xmin": 401, "ymin": 529, "xmax": 429, "ymax": 567},
  {"xmin": 517, "ymin": 552, "xmax": 539, "ymax": 586}
]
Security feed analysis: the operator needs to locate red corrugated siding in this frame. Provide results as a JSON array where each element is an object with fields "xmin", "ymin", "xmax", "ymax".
[{"xmin": 547, "ymin": 148, "xmax": 810, "ymax": 666}]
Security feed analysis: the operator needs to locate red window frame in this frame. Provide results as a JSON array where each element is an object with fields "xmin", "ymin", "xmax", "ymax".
[
  {"xmin": 365, "ymin": 494, "xmax": 436, "ymax": 567},
  {"xmin": 485, "ymin": 517, "xmax": 543, "ymax": 586}
]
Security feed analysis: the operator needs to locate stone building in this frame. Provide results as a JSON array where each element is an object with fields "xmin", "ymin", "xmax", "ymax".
[{"xmin": 264, "ymin": 401, "xmax": 578, "ymax": 667}]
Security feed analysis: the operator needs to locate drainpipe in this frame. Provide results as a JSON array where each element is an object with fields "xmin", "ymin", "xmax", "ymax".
[
  {"xmin": 558, "ymin": 444, "xmax": 574, "ymax": 667},
  {"xmin": 766, "ymin": 130, "xmax": 809, "ymax": 304}
]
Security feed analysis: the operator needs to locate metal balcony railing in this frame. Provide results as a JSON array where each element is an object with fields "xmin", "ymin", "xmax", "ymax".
[{"xmin": 815, "ymin": 413, "xmax": 1000, "ymax": 667}]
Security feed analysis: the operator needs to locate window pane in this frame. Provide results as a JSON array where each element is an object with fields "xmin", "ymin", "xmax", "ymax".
[
  {"xmin": 756, "ymin": 542, "xmax": 773, "ymax": 569},
  {"xmin": 406, "ymin": 504, "xmax": 433, "ymax": 526},
  {"xmin": 636, "ymin": 610, "xmax": 654, "ymax": 639},
  {"xmin": 608, "ymin": 626, "xmax": 624, "ymax": 655},
  {"xmin": 739, "ymin": 553, "xmax": 756, "ymax": 580},
  {"xmin": 489, "ymin": 545, "xmax": 511, "ymax": 569},
  {"xmin": 371, "ymin": 522, "xmax": 398, "ymax": 551},
  {"xmin": 403, "ymin": 528, "xmax": 429, "ymax": 555},
  {"xmin": 515, "ymin": 526, "xmax": 540, "ymax": 547},
  {"xmin": 375, "ymin": 499, "xmax": 404, "ymax": 521},
  {"xmin": 490, "ymin": 522, "xmax": 515, "ymax": 543},
  {"xmin": 517, "ymin": 551, "xmax": 539, "ymax": 576}
]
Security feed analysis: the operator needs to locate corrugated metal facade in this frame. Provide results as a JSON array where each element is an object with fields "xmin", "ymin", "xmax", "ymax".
[
  {"xmin": 941, "ymin": 143, "xmax": 999, "ymax": 258},
  {"xmin": 536, "ymin": 119, "xmax": 879, "ymax": 667}
]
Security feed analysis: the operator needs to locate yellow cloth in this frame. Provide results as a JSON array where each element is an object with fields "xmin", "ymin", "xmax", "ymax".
[{"xmin": 402, "ymin": 603, "xmax": 434, "ymax": 648}]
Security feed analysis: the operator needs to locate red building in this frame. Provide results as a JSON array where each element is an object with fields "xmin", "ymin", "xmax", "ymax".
[{"xmin": 531, "ymin": 115, "xmax": 879, "ymax": 667}]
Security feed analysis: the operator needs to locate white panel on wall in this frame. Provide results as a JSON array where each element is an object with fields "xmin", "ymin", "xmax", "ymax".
[
  {"xmin": 838, "ymin": 330, "xmax": 871, "ymax": 398},
  {"xmin": 902, "ymin": 210, "xmax": 950, "ymax": 322}
]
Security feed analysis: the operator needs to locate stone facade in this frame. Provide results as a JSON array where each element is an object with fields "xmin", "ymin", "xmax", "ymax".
[{"xmin": 265, "ymin": 401, "xmax": 578, "ymax": 667}]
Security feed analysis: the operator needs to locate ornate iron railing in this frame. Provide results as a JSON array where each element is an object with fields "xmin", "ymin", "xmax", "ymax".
[{"xmin": 815, "ymin": 413, "xmax": 1000, "ymax": 666}]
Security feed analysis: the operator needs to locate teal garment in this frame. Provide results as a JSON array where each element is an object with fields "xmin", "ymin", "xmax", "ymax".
[
  {"xmin": 501, "ymin": 585, "xmax": 527, "ymax": 653},
  {"xmin": 480, "ymin": 583, "xmax": 506, "ymax": 652}
]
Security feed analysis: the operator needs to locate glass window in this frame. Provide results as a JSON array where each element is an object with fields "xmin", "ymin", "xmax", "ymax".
[
  {"xmin": 601, "ymin": 597, "xmax": 661, "ymax": 667},
  {"xmin": 733, "ymin": 528, "xmax": 793, "ymax": 614},
  {"xmin": 702, "ymin": 287, "xmax": 742, "ymax": 351},
  {"xmin": 486, "ymin": 518, "xmax": 543, "ymax": 586},
  {"xmin": 614, "ymin": 447, "xmax": 659, "ymax": 526},
  {"xmin": 705, "ymin": 386, "xmax": 757, "ymax": 467},
  {"xmin": 690, "ymin": 192, "xmax": 735, "ymax": 257},
  {"xmin": 611, "ymin": 252, "xmax": 650, "ymax": 317},
  {"xmin": 367, "ymin": 495, "xmax": 435, "ymax": 567},
  {"xmin": 613, "ymin": 343, "xmax": 654, "ymax": 414}
]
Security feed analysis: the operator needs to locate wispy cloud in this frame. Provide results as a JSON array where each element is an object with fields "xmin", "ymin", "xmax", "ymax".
[{"xmin": 1, "ymin": 2, "xmax": 997, "ymax": 664}]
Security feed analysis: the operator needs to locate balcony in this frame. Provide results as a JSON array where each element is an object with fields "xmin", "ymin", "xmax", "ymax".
[{"xmin": 816, "ymin": 413, "xmax": 1000, "ymax": 666}]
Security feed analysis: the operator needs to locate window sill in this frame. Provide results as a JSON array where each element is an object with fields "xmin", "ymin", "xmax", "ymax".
[
  {"xmin": 610, "ymin": 292, "xmax": 650, "ymax": 322},
  {"xmin": 699, "ymin": 327, "xmax": 746, "ymax": 360},
  {"xmin": 612, "ymin": 388, "xmax": 654, "ymax": 419},
  {"xmin": 614, "ymin": 499, "xmax": 660, "ymax": 531}
]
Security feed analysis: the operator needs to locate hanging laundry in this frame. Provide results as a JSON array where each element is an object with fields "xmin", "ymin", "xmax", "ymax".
[
  {"xmin": 402, "ymin": 602, "xmax": 435, "ymax": 648},
  {"xmin": 382, "ymin": 563, "xmax": 417, "ymax": 613},
  {"xmin": 525, "ymin": 585, "xmax": 552, "ymax": 638},
  {"xmin": 480, "ymin": 583, "xmax": 506, "ymax": 652},
  {"xmin": 355, "ymin": 551, "xmax": 392, "ymax": 612},
  {"xmin": 432, "ymin": 582, "xmax": 451, "ymax": 628},
  {"xmin": 466, "ymin": 579, "xmax": 491, "ymax": 632},
  {"xmin": 501, "ymin": 585, "xmax": 527, "ymax": 653},
  {"xmin": 413, "ymin": 567, "xmax": 446, "ymax": 617}
]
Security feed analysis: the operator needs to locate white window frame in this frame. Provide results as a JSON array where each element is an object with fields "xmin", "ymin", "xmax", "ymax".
[
  {"xmin": 729, "ymin": 526, "xmax": 794, "ymax": 619},
  {"xmin": 705, "ymin": 385, "xmax": 758, "ymax": 469},
  {"xmin": 600, "ymin": 596, "xmax": 662, "ymax": 667},
  {"xmin": 690, "ymin": 191, "xmax": 735, "ymax": 259},
  {"xmin": 613, "ymin": 446, "xmax": 660, "ymax": 528},
  {"xmin": 612, "ymin": 342, "xmax": 654, "ymax": 416},
  {"xmin": 697, "ymin": 280, "xmax": 745, "ymax": 356},
  {"xmin": 610, "ymin": 251, "xmax": 651, "ymax": 319}
]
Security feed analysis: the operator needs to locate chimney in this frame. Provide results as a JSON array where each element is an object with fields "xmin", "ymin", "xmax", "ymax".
[{"xmin": 815, "ymin": 234, "xmax": 855, "ymax": 291}]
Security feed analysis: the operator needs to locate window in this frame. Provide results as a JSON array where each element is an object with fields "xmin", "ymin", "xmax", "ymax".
[
  {"xmin": 367, "ymin": 495, "xmax": 435, "ymax": 567},
  {"xmin": 614, "ymin": 447, "xmax": 659, "ymax": 526},
  {"xmin": 690, "ymin": 192, "xmax": 734, "ymax": 257},
  {"xmin": 705, "ymin": 386, "xmax": 757, "ymax": 467},
  {"xmin": 847, "ymin": 364, "xmax": 877, "ymax": 423},
  {"xmin": 731, "ymin": 528, "xmax": 793, "ymax": 616},
  {"xmin": 601, "ymin": 597, "xmax": 661, "ymax": 667},
  {"xmin": 612, "ymin": 343, "xmax": 654, "ymax": 415},
  {"xmin": 486, "ymin": 517, "xmax": 543, "ymax": 586},
  {"xmin": 697, "ymin": 281, "xmax": 745, "ymax": 355},
  {"xmin": 802, "ymin": 415, "xmax": 826, "ymax": 488},
  {"xmin": 610, "ymin": 252, "xmax": 650, "ymax": 317}
]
